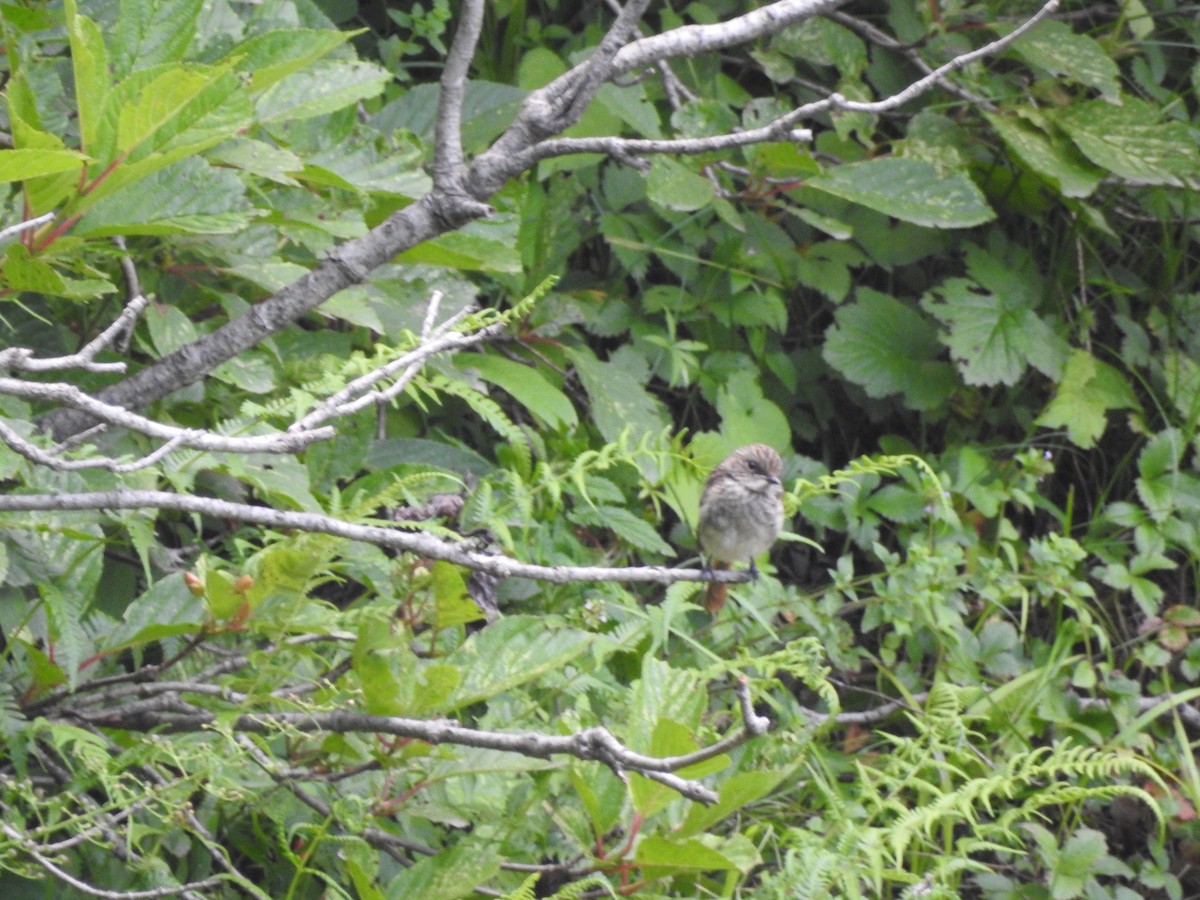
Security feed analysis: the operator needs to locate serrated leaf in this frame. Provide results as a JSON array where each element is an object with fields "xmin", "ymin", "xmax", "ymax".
[
  {"xmin": 221, "ymin": 28, "xmax": 355, "ymax": 93},
  {"xmin": 77, "ymin": 157, "xmax": 252, "ymax": 236},
  {"xmin": 1010, "ymin": 20, "xmax": 1120, "ymax": 101},
  {"xmin": 397, "ymin": 231, "xmax": 521, "ymax": 273},
  {"xmin": 566, "ymin": 345, "xmax": 669, "ymax": 447},
  {"xmin": 0, "ymin": 149, "xmax": 88, "ymax": 183},
  {"xmin": 384, "ymin": 839, "xmax": 501, "ymax": 900},
  {"xmin": 455, "ymin": 352, "xmax": 577, "ymax": 430},
  {"xmin": 3, "ymin": 244, "xmax": 66, "ymax": 294},
  {"xmin": 102, "ymin": 573, "xmax": 206, "ymax": 652},
  {"xmin": 985, "ymin": 113, "xmax": 1102, "ymax": 198},
  {"xmin": 144, "ymin": 301, "xmax": 198, "ymax": 355},
  {"xmin": 808, "ymin": 157, "xmax": 995, "ymax": 228},
  {"xmin": 115, "ymin": 66, "xmax": 249, "ymax": 164},
  {"xmin": 646, "ymin": 157, "xmax": 715, "ymax": 212},
  {"xmin": 256, "ymin": 60, "xmax": 390, "ymax": 123},
  {"xmin": 1036, "ymin": 350, "xmax": 1137, "ymax": 448},
  {"xmin": 1057, "ymin": 98, "xmax": 1199, "ymax": 186},
  {"xmin": 111, "ymin": 0, "xmax": 203, "ymax": 78},
  {"xmin": 568, "ymin": 504, "xmax": 673, "ymax": 556},
  {"xmin": 64, "ymin": 0, "xmax": 110, "ymax": 152},
  {"xmin": 823, "ymin": 288, "xmax": 956, "ymax": 409},
  {"xmin": 446, "ymin": 616, "xmax": 592, "ymax": 709},
  {"xmin": 634, "ymin": 836, "xmax": 738, "ymax": 872},
  {"xmin": 922, "ymin": 243, "xmax": 1068, "ymax": 386}
]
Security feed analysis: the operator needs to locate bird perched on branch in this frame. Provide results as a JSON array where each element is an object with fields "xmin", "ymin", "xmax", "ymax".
[{"xmin": 697, "ymin": 444, "xmax": 785, "ymax": 614}]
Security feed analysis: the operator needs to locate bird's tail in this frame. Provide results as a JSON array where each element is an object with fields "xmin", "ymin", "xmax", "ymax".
[{"xmin": 703, "ymin": 562, "xmax": 730, "ymax": 614}]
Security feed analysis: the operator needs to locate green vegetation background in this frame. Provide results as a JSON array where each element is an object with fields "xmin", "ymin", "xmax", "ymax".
[{"xmin": 1, "ymin": 0, "xmax": 1199, "ymax": 896}]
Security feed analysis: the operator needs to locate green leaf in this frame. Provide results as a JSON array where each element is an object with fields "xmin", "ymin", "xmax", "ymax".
[
  {"xmin": 385, "ymin": 839, "xmax": 501, "ymax": 900},
  {"xmin": 77, "ymin": 157, "xmax": 252, "ymax": 236},
  {"xmin": 3, "ymin": 244, "xmax": 66, "ymax": 294},
  {"xmin": 646, "ymin": 157, "xmax": 715, "ymax": 212},
  {"xmin": 113, "ymin": 65, "xmax": 250, "ymax": 165},
  {"xmin": 985, "ymin": 113, "xmax": 1102, "ymax": 198},
  {"xmin": 1010, "ymin": 20, "xmax": 1120, "ymax": 101},
  {"xmin": 1056, "ymin": 98, "xmax": 1199, "ymax": 187},
  {"xmin": 807, "ymin": 157, "xmax": 995, "ymax": 228},
  {"xmin": 634, "ymin": 836, "xmax": 738, "ymax": 872},
  {"xmin": 111, "ymin": 0, "xmax": 204, "ymax": 78},
  {"xmin": 64, "ymin": 0, "xmax": 111, "ymax": 153},
  {"xmin": 256, "ymin": 60, "xmax": 391, "ymax": 123},
  {"xmin": 568, "ymin": 504, "xmax": 674, "ymax": 556},
  {"xmin": 680, "ymin": 770, "xmax": 788, "ymax": 837},
  {"xmin": 431, "ymin": 561, "xmax": 487, "ymax": 629},
  {"xmin": 143, "ymin": 301, "xmax": 198, "ymax": 355},
  {"xmin": 1035, "ymin": 350, "xmax": 1137, "ymax": 448},
  {"xmin": 397, "ymin": 231, "xmax": 521, "ymax": 273},
  {"xmin": 446, "ymin": 616, "xmax": 593, "ymax": 710},
  {"xmin": 0, "ymin": 149, "xmax": 88, "ymax": 182},
  {"xmin": 102, "ymin": 573, "xmax": 206, "ymax": 652},
  {"xmin": 566, "ymin": 345, "xmax": 669, "ymax": 447},
  {"xmin": 823, "ymin": 288, "xmax": 956, "ymax": 410},
  {"xmin": 221, "ymin": 28, "xmax": 355, "ymax": 93},
  {"xmin": 454, "ymin": 352, "xmax": 578, "ymax": 430},
  {"xmin": 922, "ymin": 243, "xmax": 1068, "ymax": 385}
]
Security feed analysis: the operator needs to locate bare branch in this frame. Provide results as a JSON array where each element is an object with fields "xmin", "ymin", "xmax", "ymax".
[
  {"xmin": 0, "ymin": 211, "xmax": 55, "ymax": 242},
  {"xmin": 289, "ymin": 296, "xmax": 506, "ymax": 432},
  {"xmin": 1, "ymin": 821, "xmax": 228, "ymax": 899},
  {"xmin": 0, "ymin": 378, "xmax": 332, "ymax": 453},
  {"xmin": 612, "ymin": 0, "xmax": 849, "ymax": 77},
  {"xmin": 0, "ymin": 488, "xmax": 755, "ymax": 587},
  {"xmin": 0, "ymin": 294, "xmax": 151, "ymax": 374},
  {"xmin": 433, "ymin": 0, "xmax": 487, "ymax": 193}
]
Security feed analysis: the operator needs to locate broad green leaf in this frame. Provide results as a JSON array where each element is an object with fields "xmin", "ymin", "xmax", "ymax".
[
  {"xmin": 304, "ymin": 143, "xmax": 431, "ymax": 198},
  {"xmin": 634, "ymin": 836, "xmax": 739, "ymax": 872},
  {"xmin": 256, "ymin": 60, "xmax": 390, "ymax": 123},
  {"xmin": 568, "ymin": 504, "xmax": 674, "ymax": 556},
  {"xmin": 646, "ymin": 157, "xmax": 715, "ymax": 212},
  {"xmin": 208, "ymin": 138, "xmax": 303, "ymax": 185},
  {"xmin": 985, "ymin": 113, "xmax": 1102, "ymax": 198},
  {"xmin": 431, "ymin": 561, "xmax": 487, "ymax": 630},
  {"xmin": 0, "ymin": 149, "xmax": 87, "ymax": 183},
  {"xmin": 596, "ymin": 81, "xmax": 662, "ymax": 139},
  {"xmin": 384, "ymin": 839, "xmax": 501, "ymax": 900},
  {"xmin": 64, "ymin": 0, "xmax": 111, "ymax": 153},
  {"xmin": 710, "ymin": 369, "xmax": 792, "ymax": 452},
  {"xmin": 680, "ymin": 770, "xmax": 789, "ymax": 837},
  {"xmin": 807, "ymin": 157, "xmax": 995, "ymax": 228},
  {"xmin": 1136, "ymin": 428, "xmax": 1200, "ymax": 523},
  {"xmin": 454, "ymin": 352, "xmax": 577, "ymax": 430},
  {"xmin": 1056, "ymin": 98, "xmax": 1199, "ymax": 187},
  {"xmin": 823, "ymin": 288, "xmax": 956, "ymax": 410},
  {"xmin": 77, "ymin": 157, "xmax": 252, "ymax": 236},
  {"xmin": 566, "ymin": 345, "xmax": 669, "ymax": 448},
  {"xmin": 102, "ymin": 573, "xmax": 206, "ymax": 652},
  {"xmin": 3, "ymin": 244, "xmax": 66, "ymax": 294},
  {"xmin": 221, "ymin": 28, "xmax": 355, "ymax": 92},
  {"xmin": 1009, "ymin": 20, "xmax": 1120, "ymax": 101},
  {"xmin": 111, "ymin": 0, "xmax": 204, "ymax": 78},
  {"xmin": 1035, "ymin": 350, "xmax": 1137, "ymax": 448},
  {"xmin": 115, "ymin": 66, "xmax": 249, "ymax": 164},
  {"xmin": 446, "ymin": 616, "xmax": 593, "ymax": 710},
  {"xmin": 922, "ymin": 243, "xmax": 1068, "ymax": 385},
  {"xmin": 397, "ymin": 231, "xmax": 521, "ymax": 273},
  {"xmin": 144, "ymin": 301, "xmax": 198, "ymax": 355}
]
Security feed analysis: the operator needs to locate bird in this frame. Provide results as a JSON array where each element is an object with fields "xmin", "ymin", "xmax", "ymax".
[{"xmin": 696, "ymin": 443, "xmax": 785, "ymax": 614}]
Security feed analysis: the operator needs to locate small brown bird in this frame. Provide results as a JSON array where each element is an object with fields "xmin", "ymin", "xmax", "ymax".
[{"xmin": 697, "ymin": 444, "xmax": 785, "ymax": 614}]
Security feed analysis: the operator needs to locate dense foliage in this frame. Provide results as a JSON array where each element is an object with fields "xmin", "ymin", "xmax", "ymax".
[{"xmin": 1, "ymin": 0, "xmax": 1199, "ymax": 897}]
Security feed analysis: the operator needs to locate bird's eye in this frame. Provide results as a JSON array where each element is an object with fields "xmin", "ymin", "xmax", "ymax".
[{"xmin": 746, "ymin": 460, "xmax": 761, "ymax": 473}]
